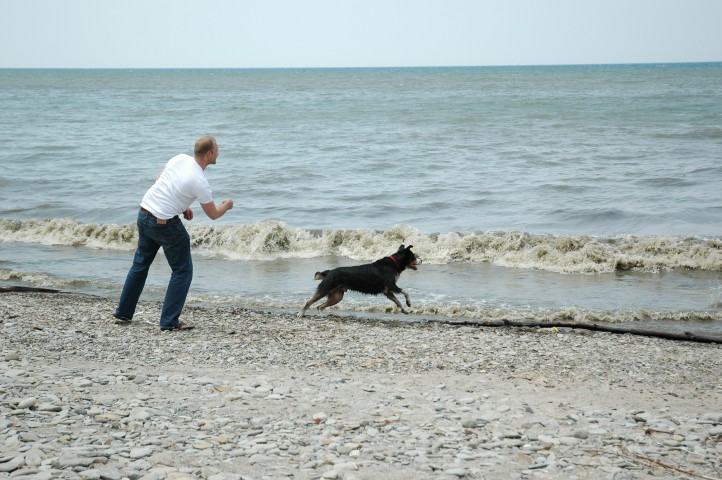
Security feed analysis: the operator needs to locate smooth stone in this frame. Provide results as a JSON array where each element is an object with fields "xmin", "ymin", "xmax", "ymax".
[
  {"xmin": 148, "ymin": 452, "xmax": 176, "ymax": 466},
  {"xmin": 17, "ymin": 397, "xmax": 37, "ymax": 409},
  {"xmin": 334, "ymin": 462, "xmax": 359, "ymax": 472},
  {"xmin": 129, "ymin": 408, "xmax": 151, "ymax": 421},
  {"xmin": 29, "ymin": 472, "xmax": 54, "ymax": 480},
  {"xmin": 312, "ymin": 412, "xmax": 328, "ymax": 424},
  {"xmin": 97, "ymin": 465, "xmax": 123, "ymax": 480},
  {"xmin": 632, "ymin": 412, "xmax": 651, "ymax": 422},
  {"xmin": 24, "ymin": 448, "xmax": 43, "ymax": 467},
  {"xmin": 58, "ymin": 455, "xmax": 95, "ymax": 468},
  {"xmin": 95, "ymin": 414, "xmax": 121, "ymax": 423},
  {"xmin": 130, "ymin": 447, "xmax": 154, "ymax": 459},
  {"xmin": 249, "ymin": 453, "xmax": 271, "ymax": 464},
  {"xmin": 137, "ymin": 473, "xmax": 163, "ymax": 480},
  {"xmin": 461, "ymin": 418, "xmax": 477, "ymax": 428},
  {"xmin": 444, "ymin": 467, "xmax": 467, "ymax": 477},
  {"xmin": 36, "ymin": 403, "xmax": 62, "ymax": 412},
  {"xmin": 79, "ymin": 471, "xmax": 102, "ymax": 480},
  {"xmin": 19, "ymin": 432, "xmax": 40, "ymax": 442},
  {"xmin": 192, "ymin": 441, "xmax": 214, "ymax": 450},
  {"xmin": 0, "ymin": 454, "xmax": 25, "ymax": 473},
  {"xmin": 479, "ymin": 411, "xmax": 502, "ymax": 423}
]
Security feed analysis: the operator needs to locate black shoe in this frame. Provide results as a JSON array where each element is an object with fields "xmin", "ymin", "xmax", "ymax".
[
  {"xmin": 113, "ymin": 313, "xmax": 132, "ymax": 325},
  {"xmin": 160, "ymin": 321, "xmax": 195, "ymax": 331}
]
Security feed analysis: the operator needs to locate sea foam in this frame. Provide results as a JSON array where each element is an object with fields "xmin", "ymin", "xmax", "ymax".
[{"xmin": 2, "ymin": 217, "xmax": 720, "ymax": 274}]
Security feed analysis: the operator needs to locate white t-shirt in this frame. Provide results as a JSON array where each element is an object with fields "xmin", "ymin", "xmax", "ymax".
[{"xmin": 141, "ymin": 154, "xmax": 213, "ymax": 219}]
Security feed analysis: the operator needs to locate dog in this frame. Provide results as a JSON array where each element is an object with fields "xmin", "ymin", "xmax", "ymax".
[{"xmin": 299, "ymin": 244, "xmax": 421, "ymax": 317}]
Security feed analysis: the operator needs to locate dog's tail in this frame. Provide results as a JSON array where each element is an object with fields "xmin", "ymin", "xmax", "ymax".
[{"xmin": 313, "ymin": 270, "xmax": 329, "ymax": 281}]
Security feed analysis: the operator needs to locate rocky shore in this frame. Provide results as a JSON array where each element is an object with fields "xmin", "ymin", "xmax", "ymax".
[{"xmin": 1, "ymin": 292, "xmax": 721, "ymax": 479}]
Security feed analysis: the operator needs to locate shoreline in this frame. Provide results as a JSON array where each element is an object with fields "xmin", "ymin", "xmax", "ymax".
[{"xmin": 1, "ymin": 292, "xmax": 721, "ymax": 479}]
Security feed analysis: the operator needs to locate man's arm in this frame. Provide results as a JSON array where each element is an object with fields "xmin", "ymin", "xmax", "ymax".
[{"xmin": 201, "ymin": 199, "xmax": 234, "ymax": 220}]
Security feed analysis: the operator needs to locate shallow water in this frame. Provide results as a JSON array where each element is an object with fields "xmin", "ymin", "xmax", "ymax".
[{"xmin": 2, "ymin": 241, "xmax": 720, "ymax": 338}]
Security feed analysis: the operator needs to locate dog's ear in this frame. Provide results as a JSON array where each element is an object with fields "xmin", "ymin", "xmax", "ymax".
[
  {"xmin": 397, "ymin": 244, "xmax": 405, "ymax": 252},
  {"xmin": 406, "ymin": 245, "xmax": 413, "ymax": 250}
]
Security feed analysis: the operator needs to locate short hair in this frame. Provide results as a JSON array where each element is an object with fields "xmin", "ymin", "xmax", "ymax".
[{"xmin": 194, "ymin": 135, "xmax": 217, "ymax": 157}]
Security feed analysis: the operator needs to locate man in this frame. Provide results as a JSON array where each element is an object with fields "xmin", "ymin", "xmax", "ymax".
[{"xmin": 114, "ymin": 135, "xmax": 233, "ymax": 330}]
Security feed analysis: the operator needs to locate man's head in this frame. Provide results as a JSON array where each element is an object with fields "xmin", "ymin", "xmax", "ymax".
[{"xmin": 194, "ymin": 135, "xmax": 219, "ymax": 168}]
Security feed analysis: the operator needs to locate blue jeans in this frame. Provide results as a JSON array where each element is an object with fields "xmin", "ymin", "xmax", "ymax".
[{"xmin": 115, "ymin": 210, "xmax": 193, "ymax": 329}]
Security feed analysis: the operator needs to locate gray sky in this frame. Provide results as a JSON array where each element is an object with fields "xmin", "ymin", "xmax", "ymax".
[{"xmin": 2, "ymin": 0, "xmax": 721, "ymax": 68}]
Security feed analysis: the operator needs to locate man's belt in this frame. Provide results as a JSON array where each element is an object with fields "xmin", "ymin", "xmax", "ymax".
[{"xmin": 139, "ymin": 207, "xmax": 178, "ymax": 224}]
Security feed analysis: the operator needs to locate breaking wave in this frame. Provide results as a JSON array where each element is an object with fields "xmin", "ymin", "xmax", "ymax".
[
  {"xmin": 1, "ymin": 217, "xmax": 721, "ymax": 274},
  {"xmin": 0, "ymin": 268, "xmax": 93, "ymax": 290}
]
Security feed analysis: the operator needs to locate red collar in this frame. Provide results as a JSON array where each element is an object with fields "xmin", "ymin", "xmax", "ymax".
[{"xmin": 388, "ymin": 255, "xmax": 401, "ymax": 270}]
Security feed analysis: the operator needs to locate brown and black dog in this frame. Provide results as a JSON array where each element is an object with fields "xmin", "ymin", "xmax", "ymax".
[{"xmin": 299, "ymin": 244, "xmax": 421, "ymax": 317}]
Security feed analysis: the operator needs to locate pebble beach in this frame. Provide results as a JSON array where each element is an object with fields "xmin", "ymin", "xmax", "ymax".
[{"xmin": 1, "ymin": 292, "xmax": 721, "ymax": 480}]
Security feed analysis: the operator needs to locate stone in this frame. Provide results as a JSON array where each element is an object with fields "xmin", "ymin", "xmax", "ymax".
[
  {"xmin": 702, "ymin": 412, "xmax": 722, "ymax": 423},
  {"xmin": 17, "ymin": 397, "xmax": 37, "ymax": 409},
  {"xmin": 0, "ymin": 453, "xmax": 24, "ymax": 473}
]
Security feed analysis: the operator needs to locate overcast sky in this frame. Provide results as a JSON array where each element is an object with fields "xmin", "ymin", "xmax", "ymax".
[{"xmin": 2, "ymin": 0, "xmax": 721, "ymax": 68}]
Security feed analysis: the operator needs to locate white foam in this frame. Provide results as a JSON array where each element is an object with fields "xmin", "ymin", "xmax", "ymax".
[{"xmin": 2, "ymin": 217, "xmax": 721, "ymax": 274}]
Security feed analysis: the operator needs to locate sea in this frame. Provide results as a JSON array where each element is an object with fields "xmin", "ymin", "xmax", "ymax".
[{"xmin": 1, "ymin": 64, "xmax": 721, "ymax": 338}]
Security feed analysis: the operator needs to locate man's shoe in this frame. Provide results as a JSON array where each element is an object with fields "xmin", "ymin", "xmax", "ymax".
[
  {"xmin": 113, "ymin": 313, "xmax": 132, "ymax": 325},
  {"xmin": 160, "ymin": 321, "xmax": 195, "ymax": 331}
]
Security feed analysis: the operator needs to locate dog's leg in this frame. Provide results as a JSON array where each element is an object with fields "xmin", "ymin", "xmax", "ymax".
[
  {"xmin": 384, "ymin": 291, "xmax": 408, "ymax": 314},
  {"xmin": 299, "ymin": 291, "xmax": 324, "ymax": 318},
  {"xmin": 399, "ymin": 288, "xmax": 412, "ymax": 307},
  {"xmin": 318, "ymin": 288, "xmax": 344, "ymax": 311}
]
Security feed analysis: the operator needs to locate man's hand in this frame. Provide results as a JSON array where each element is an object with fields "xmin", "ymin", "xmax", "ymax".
[
  {"xmin": 183, "ymin": 208, "xmax": 193, "ymax": 220},
  {"xmin": 221, "ymin": 199, "xmax": 234, "ymax": 212}
]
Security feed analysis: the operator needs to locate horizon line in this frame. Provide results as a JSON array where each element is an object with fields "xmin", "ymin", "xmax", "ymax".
[{"xmin": 1, "ymin": 61, "xmax": 721, "ymax": 71}]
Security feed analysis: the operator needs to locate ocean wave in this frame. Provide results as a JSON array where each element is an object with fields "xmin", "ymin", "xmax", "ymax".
[
  {"xmin": 1, "ymin": 217, "xmax": 721, "ymax": 274},
  {"xmin": 0, "ymin": 218, "xmax": 137, "ymax": 250},
  {"xmin": 0, "ymin": 268, "xmax": 93, "ymax": 289},
  {"xmin": 653, "ymin": 128, "xmax": 722, "ymax": 139}
]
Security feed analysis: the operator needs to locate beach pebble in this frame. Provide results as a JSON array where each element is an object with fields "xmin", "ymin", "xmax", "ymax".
[
  {"xmin": 461, "ymin": 418, "xmax": 477, "ymax": 428},
  {"xmin": 444, "ymin": 467, "xmax": 467, "ymax": 477},
  {"xmin": 0, "ymin": 454, "xmax": 25, "ymax": 473},
  {"xmin": 17, "ymin": 397, "xmax": 37, "ymax": 409},
  {"xmin": 702, "ymin": 412, "xmax": 722, "ymax": 423},
  {"xmin": 0, "ymin": 292, "xmax": 720, "ymax": 480},
  {"xmin": 4, "ymin": 352, "xmax": 21, "ymax": 361},
  {"xmin": 312, "ymin": 412, "xmax": 328, "ymax": 424}
]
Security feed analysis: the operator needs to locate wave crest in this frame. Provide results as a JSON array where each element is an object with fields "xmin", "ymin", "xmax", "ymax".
[
  {"xmin": 1, "ymin": 217, "xmax": 720, "ymax": 273},
  {"xmin": 0, "ymin": 218, "xmax": 136, "ymax": 250}
]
